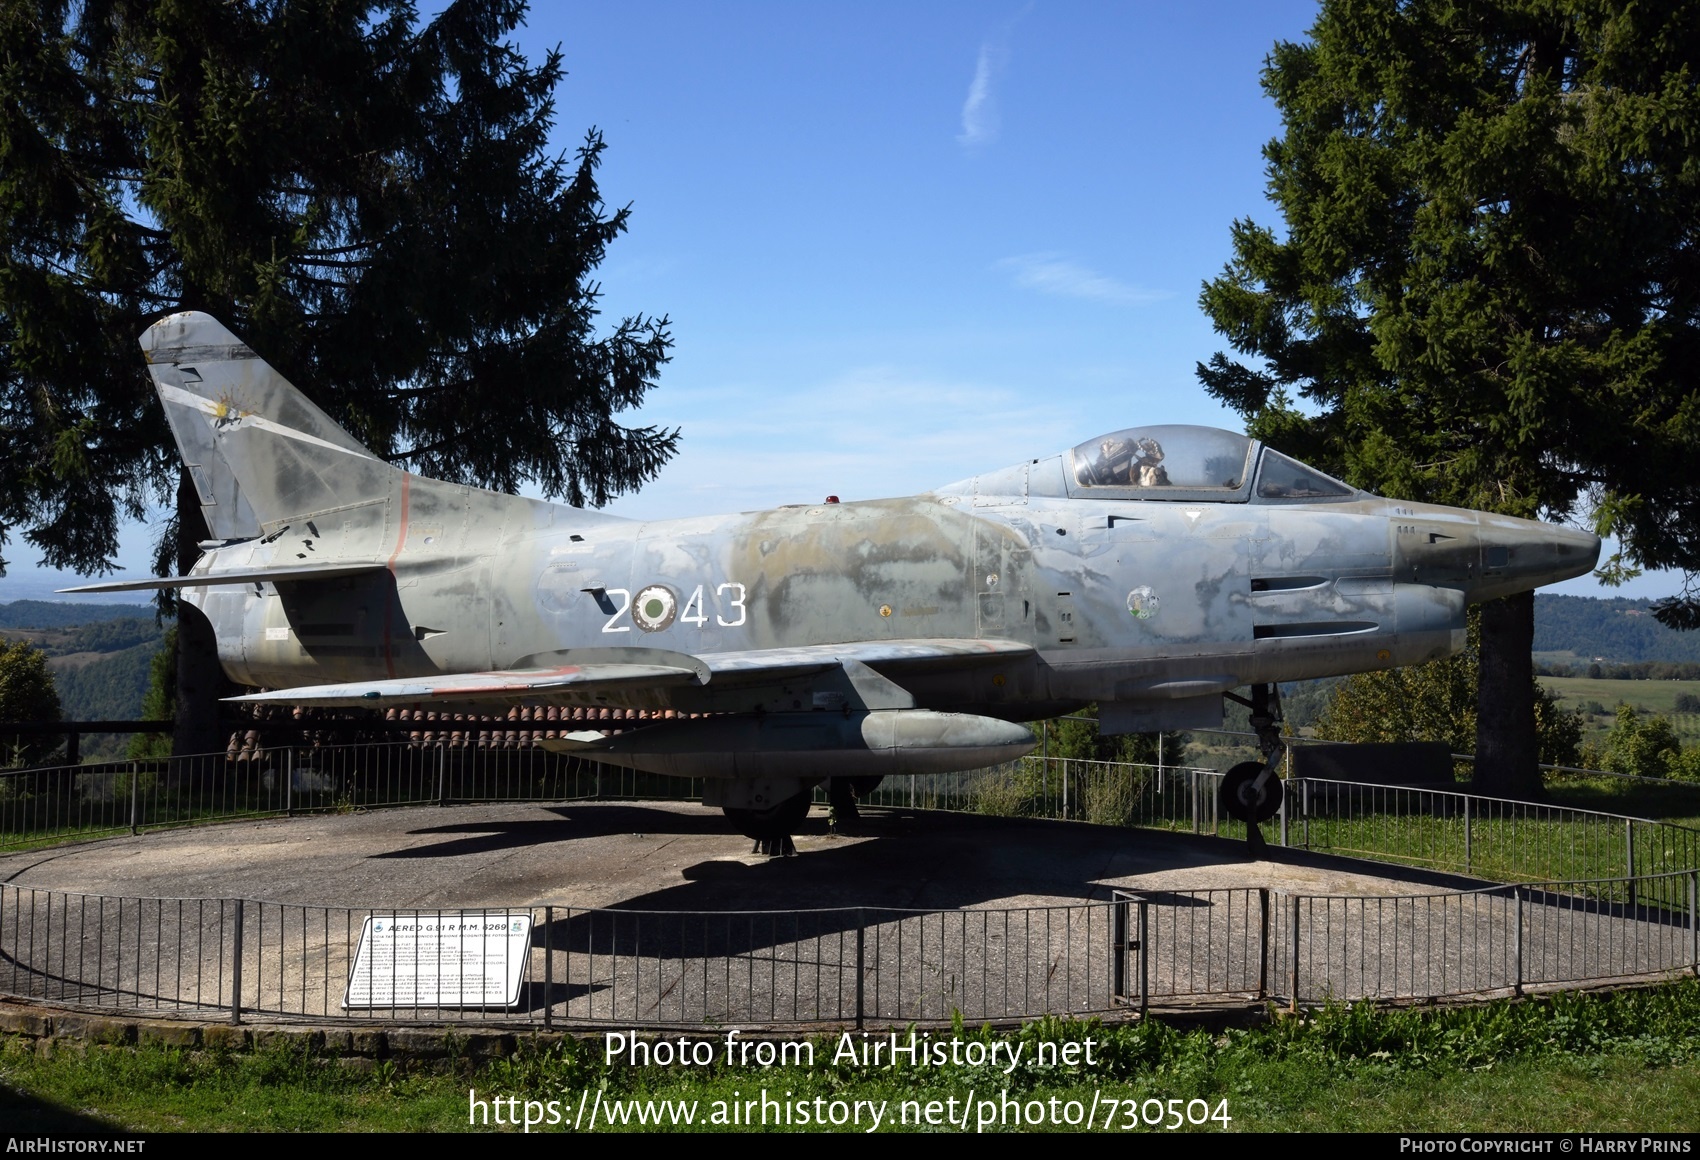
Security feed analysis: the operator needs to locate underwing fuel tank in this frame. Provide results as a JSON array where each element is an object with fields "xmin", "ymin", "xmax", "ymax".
[{"xmin": 545, "ymin": 710, "xmax": 1036, "ymax": 780}]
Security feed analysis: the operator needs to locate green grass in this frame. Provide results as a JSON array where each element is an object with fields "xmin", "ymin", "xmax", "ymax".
[
  {"xmin": 8, "ymin": 982, "xmax": 1700, "ymax": 1132},
  {"xmin": 1547, "ymin": 772, "xmax": 1700, "ymax": 830},
  {"xmin": 949, "ymin": 758, "xmax": 1700, "ymax": 888},
  {"xmin": 1541, "ymin": 676, "xmax": 1700, "ymax": 744}
]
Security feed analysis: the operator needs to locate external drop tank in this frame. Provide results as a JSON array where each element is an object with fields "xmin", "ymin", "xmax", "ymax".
[{"xmin": 539, "ymin": 709, "xmax": 1036, "ymax": 780}]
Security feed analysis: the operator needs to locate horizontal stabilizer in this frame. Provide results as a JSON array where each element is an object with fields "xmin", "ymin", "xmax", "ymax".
[
  {"xmin": 59, "ymin": 562, "xmax": 387, "ymax": 593},
  {"xmin": 226, "ymin": 661, "xmax": 705, "ymax": 708}
]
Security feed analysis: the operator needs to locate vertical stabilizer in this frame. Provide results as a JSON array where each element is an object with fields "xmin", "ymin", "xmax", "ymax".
[{"xmin": 142, "ymin": 311, "xmax": 396, "ymax": 537}]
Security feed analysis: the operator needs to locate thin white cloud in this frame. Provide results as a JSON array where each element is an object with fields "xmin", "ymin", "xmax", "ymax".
[
  {"xmin": 997, "ymin": 253, "xmax": 1170, "ymax": 306},
  {"xmin": 958, "ymin": 6, "xmax": 1032, "ymax": 149},
  {"xmin": 958, "ymin": 43, "xmax": 1001, "ymax": 147}
]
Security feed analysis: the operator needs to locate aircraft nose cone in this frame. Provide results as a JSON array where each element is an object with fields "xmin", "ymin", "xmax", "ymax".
[{"xmin": 1473, "ymin": 516, "xmax": 1600, "ymax": 601}]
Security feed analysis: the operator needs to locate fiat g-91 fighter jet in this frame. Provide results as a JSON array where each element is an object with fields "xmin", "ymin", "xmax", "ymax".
[{"xmin": 68, "ymin": 313, "xmax": 1601, "ymax": 844}]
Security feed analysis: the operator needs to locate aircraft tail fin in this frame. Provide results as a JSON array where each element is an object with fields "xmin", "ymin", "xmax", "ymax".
[{"xmin": 142, "ymin": 311, "xmax": 397, "ymax": 539}]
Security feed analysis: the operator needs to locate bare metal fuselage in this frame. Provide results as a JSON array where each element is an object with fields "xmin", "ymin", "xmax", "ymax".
[{"xmin": 192, "ymin": 456, "xmax": 1595, "ymax": 731}]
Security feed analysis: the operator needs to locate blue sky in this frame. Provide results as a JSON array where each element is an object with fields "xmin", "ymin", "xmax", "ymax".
[{"xmin": 3, "ymin": 1, "xmax": 1677, "ymax": 601}]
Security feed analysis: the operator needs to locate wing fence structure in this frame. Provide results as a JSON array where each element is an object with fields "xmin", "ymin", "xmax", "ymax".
[{"xmin": 2, "ymin": 741, "xmax": 1698, "ymax": 1028}]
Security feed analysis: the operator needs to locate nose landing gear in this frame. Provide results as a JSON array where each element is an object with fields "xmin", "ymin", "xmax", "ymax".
[{"xmin": 1219, "ymin": 684, "xmax": 1287, "ymax": 853}]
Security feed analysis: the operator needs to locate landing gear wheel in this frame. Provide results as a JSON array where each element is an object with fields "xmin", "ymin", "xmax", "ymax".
[
  {"xmin": 724, "ymin": 790, "xmax": 812, "ymax": 856},
  {"xmin": 827, "ymin": 778, "xmax": 862, "ymax": 831},
  {"xmin": 1219, "ymin": 760, "xmax": 1284, "ymax": 824},
  {"xmin": 848, "ymin": 776, "xmax": 884, "ymax": 799}
]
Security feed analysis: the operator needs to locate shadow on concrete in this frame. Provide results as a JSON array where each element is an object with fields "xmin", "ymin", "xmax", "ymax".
[
  {"xmin": 515, "ymin": 808, "xmax": 1258, "ymax": 958},
  {"xmin": 518, "ymin": 979, "xmax": 606, "ymax": 1011},
  {"xmin": 370, "ymin": 805, "xmax": 742, "ymax": 860}
]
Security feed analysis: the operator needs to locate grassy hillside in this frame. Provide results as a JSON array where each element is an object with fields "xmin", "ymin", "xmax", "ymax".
[
  {"xmin": 1534, "ymin": 594, "xmax": 1700, "ymax": 667},
  {"xmin": 50, "ymin": 642, "xmax": 159, "ymax": 722},
  {"xmin": 0, "ymin": 602, "xmax": 168, "ymax": 762}
]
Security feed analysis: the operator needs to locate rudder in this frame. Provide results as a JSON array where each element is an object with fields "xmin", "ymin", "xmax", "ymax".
[{"xmin": 142, "ymin": 311, "xmax": 395, "ymax": 538}]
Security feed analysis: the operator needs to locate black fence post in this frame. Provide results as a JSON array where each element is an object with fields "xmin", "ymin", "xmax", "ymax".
[
  {"xmin": 543, "ymin": 905, "xmax": 553, "ymax": 1030},
  {"xmin": 1302, "ymin": 778, "xmax": 1311, "ymax": 850},
  {"xmin": 1513, "ymin": 886, "xmax": 1524, "ymax": 997},
  {"xmin": 1137, "ymin": 900, "xmax": 1149, "ymax": 1017},
  {"xmin": 1112, "ymin": 897, "xmax": 1128, "ymax": 999},
  {"xmin": 230, "ymin": 898, "xmax": 245, "ymax": 1025},
  {"xmin": 1626, "ymin": 821, "xmax": 1638, "ymax": 912},
  {"xmin": 1290, "ymin": 894, "xmax": 1301, "ymax": 1009},
  {"xmin": 855, "ymin": 910, "xmax": 866, "ymax": 1031},
  {"xmin": 1689, "ymin": 871, "xmax": 1697, "ymax": 978},
  {"xmin": 1258, "ymin": 887, "xmax": 1270, "ymax": 1000}
]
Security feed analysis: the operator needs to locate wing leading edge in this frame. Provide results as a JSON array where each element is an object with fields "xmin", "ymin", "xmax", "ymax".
[
  {"xmin": 60, "ymin": 562, "xmax": 386, "ymax": 593},
  {"xmin": 226, "ymin": 638, "xmax": 1034, "ymax": 709}
]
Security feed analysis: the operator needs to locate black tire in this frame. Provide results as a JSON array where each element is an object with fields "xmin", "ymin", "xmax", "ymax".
[
  {"xmin": 724, "ymin": 790, "xmax": 813, "ymax": 840},
  {"xmin": 1219, "ymin": 760, "xmax": 1284, "ymax": 824},
  {"xmin": 827, "ymin": 778, "xmax": 858, "ymax": 811}
]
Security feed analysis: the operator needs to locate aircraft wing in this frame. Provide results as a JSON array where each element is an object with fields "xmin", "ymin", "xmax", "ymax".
[
  {"xmin": 59, "ymin": 562, "xmax": 386, "ymax": 593},
  {"xmin": 226, "ymin": 638, "xmax": 1034, "ymax": 709},
  {"xmin": 228, "ymin": 661, "xmax": 708, "ymax": 708},
  {"xmin": 695, "ymin": 637, "xmax": 1032, "ymax": 677}
]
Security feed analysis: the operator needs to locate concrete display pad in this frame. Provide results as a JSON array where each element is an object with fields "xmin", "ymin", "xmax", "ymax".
[
  {"xmin": 0, "ymin": 802, "xmax": 1451, "ymax": 911},
  {"xmin": 1, "ymin": 805, "xmax": 1686, "ymax": 1027}
]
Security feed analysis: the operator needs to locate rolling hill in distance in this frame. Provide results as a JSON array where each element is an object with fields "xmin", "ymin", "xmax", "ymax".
[{"xmin": 1531, "ymin": 596, "xmax": 1700, "ymax": 666}]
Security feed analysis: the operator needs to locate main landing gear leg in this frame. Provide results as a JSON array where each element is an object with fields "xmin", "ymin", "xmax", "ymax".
[
  {"xmin": 1219, "ymin": 684, "xmax": 1288, "ymax": 851},
  {"xmin": 723, "ymin": 790, "xmax": 812, "ymax": 857},
  {"xmin": 828, "ymin": 778, "xmax": 861, "ymax": 832}
]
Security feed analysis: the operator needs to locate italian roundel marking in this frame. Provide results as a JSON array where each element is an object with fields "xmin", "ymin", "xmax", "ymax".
[
  {"xmin": 633, "ymin": 584, "xmax": 678, "ymax": 632},
  {"xmin": 1127, "ymin": 586, "xmax": 1160, "ymax": 620}
]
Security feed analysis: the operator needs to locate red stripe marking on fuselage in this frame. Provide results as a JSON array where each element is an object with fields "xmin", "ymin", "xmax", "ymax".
[{"xmin": 383, "ymin": 473, "xmax": 412, "ymax": 679}]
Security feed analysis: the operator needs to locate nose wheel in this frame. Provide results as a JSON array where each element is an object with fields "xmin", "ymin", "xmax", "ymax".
[
  {"xmin": 1220, "ymin": 683, "xmax": 1288, "ymax": 835},
  {"xmin": 1219, "ymin": 760, "xmax": 1284, "ymax": 823}
]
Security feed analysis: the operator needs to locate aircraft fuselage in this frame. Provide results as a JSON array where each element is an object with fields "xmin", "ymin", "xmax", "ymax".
[{"xmin": 193, "ymin": 450, "xmax": 1596, "ymax": 734}]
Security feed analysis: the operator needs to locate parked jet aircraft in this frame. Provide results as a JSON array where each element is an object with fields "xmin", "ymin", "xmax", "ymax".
[{"xmin": 69, "ymin": 312, "xmax": 1600, "ymax": 846}]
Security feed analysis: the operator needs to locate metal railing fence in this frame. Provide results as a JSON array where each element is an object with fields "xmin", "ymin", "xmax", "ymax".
[
  {"xmin": 6, "ymin": 741, "xmax": 1700, "ymax": 1025},
  {"xmin": 0, "ymin": 743, "xmax": 702, "ymax": 852},
  {"xmin": 5, "ymin": 873, "xmax": 1694, "ymax": 1026},
  {"xmin": 9, "ymin": 740, "xmax": 1700, "ymax": 908},
  {"xmin": 0, "ymin": 886, "xmax": 1127, "ymax": 1027}
]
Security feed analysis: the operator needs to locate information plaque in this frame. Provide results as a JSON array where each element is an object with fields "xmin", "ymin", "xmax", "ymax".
[{"xmin": 343, "ymin": 910, "xmax": 533, "ymax": 1009}]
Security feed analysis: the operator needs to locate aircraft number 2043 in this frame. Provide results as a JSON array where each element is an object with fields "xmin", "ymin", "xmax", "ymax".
[{"xmin": 601, "ymin": 583, "xmax": 748, "ymax": 634}]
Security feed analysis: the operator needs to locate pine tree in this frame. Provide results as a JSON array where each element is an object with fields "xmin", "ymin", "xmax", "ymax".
[
  {"xmin": 1197, "ymin": 0, "xmax": 1700, "ymax": 798},
  {"xmin": 1, "ymin": 1, "xmax": 676, "ymax": 755}
]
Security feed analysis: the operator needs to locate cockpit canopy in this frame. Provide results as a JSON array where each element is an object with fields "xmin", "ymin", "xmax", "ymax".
[
  {"xmin": 1071, "ymin": 426, "xmax": 1253, "ymax": 490},
  {"xmin": 935, "ymin": 424, "xmax": 1358, "ymax": 504},
  {"xmin": 1066, "ymin": 425, "xmax": 1355, "ymax": 503}
]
